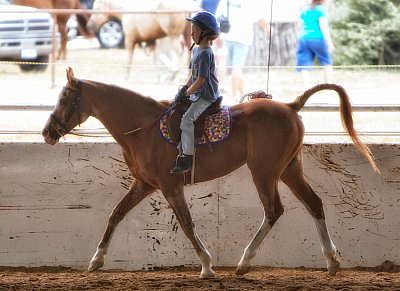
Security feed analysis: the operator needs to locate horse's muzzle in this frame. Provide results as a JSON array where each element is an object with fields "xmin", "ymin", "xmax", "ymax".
[
  {"xmin": 41, "ymin": 127, "xmax": 59, "ymax": 145},
  {"xmin": 42, "ymin": 118, "xmax": 62, "ymax": 145}
]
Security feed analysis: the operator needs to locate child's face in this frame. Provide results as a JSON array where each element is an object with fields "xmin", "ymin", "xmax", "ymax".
[{"xmin": 191, "ymin": 23, "xmax": 202, "ymax": 44}]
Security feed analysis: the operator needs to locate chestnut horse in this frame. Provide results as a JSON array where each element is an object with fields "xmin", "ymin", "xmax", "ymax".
[
  {"xmin": 42, "ymin": 68, "xmax": 379, "ymax": 278},
  {"xmin": 86, "ymin": 0, "xmax": 192, "ymax": 79},
  {"xmin": 11, "ymin": 0, "xmax": 94, "ymax": 60}
]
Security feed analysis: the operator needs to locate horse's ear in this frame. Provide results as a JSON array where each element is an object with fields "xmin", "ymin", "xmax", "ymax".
[{"xmin": 66, "ymin": 67, "xmax": 77, "ymax": 86}]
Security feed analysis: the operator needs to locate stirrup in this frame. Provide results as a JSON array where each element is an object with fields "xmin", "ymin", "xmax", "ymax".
[{"xmin": 170, "ymin": 155, "xmax": 193, "ymax": 173}]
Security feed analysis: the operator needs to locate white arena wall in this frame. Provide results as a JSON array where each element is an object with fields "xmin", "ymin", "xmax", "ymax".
[{"xmin": 0, "ymin": 142, "xmax": 399, "ymax": 270}]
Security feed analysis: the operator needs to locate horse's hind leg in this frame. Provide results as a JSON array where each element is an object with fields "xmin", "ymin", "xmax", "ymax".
[
  {"xmin": 124, "ymin": 38, "xmax": 135, "ymax": 80},
  {"xmin": 236, "ymin": 178, "xmax": 284, "ymax": 276},
  {"xmin": 281, "ymin": 152, "xmax": 340, "ymax": 275},
  {"xmin": 162, "ymin": 186, "xmax": 214, "ymax": 278},
  {"xmin": 88, "ymin": 179, "xmax": 156, "ymax": 271}
]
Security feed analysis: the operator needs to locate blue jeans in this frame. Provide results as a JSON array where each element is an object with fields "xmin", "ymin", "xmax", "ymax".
[
  {"xmin": 225, "ymin": 40, "xmax": 250, "ymax": 67},
  {"xmin": 296, "ymin": 38, "xmax": 333, "ymax": 71},
  {"xmin": 179, "ymin": 98, "xmax": 212, "ymax": 155}
]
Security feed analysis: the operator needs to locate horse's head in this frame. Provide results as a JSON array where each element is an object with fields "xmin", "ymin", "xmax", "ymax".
[
  {"xmin": 86, "ymin": 0, "xmax": 115, "ymax": 33},
  {"xmin": 86, "ymin": 14, "xmax": 105, "ymax": 34},
  {"xmin": 42, "ymin": 67, "xmax": 89, "ymax": 145}
]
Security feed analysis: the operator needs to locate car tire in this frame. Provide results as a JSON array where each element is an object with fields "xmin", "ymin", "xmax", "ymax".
[
  {"xmin": 97, "ymin": 18, "xmax": 124, "ymax": 49},
  {"xmin": 19, "ymin": 55, "xmax": 49, "ymax": 72}
]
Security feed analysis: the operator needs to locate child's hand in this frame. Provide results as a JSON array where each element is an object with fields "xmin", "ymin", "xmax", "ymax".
[{"xmin": 174, "ymin": 85, "xmax": 189, "ymax": 103}]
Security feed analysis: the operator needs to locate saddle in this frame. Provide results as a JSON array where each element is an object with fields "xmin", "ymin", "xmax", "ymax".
[{"xmin": 167, "ymin": 97, "xmax": 223, "ymax": 145}]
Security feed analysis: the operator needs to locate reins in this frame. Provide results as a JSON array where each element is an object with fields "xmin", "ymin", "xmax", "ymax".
[
  {"xmin": 50, "ymin": 80, "xmax": 181, "ymax": 139},
  {"xmin": 123, "ymin": 127, "xmax": 143, "ymax": 135},
  {"xmin": 123, "ymin": 99, "xmax": 181, "ymax": 136}
]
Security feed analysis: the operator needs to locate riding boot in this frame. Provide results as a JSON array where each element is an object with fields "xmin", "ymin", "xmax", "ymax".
[{"xmin": 170, "ymin": 154, "xmax": 193, "ymax": 173}]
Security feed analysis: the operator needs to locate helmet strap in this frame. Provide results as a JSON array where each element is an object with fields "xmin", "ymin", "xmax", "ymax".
[
  {"xmin": 190, "ymin": 31, "xmax": 208, "ymax": 51},
  {"xmin": 197, "ymin": 31, "xmax": 206, "ymax": 45}
]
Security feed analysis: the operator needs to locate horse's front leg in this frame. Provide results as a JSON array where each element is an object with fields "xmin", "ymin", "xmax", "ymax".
[
  {"xmin": 57, "ymin": 22, "xmax": 68, "ymax": 60},
  {"xmin": 162, "ymin": 186, "xmax": 215, "ymax": 278},
  {"xmin": 88, "ymin": 179, "xmax": 156, "ymax": 271}
]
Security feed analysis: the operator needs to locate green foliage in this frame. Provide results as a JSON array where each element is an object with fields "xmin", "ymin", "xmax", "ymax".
[{"xmin": 331, "ymin": 0, "xmax": 400, "ymax": 65}]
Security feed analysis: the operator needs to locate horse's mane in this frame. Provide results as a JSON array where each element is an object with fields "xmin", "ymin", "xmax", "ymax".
[{"xmin": 83, "ymin": 79, "xmax": 170, "ymax": 110}]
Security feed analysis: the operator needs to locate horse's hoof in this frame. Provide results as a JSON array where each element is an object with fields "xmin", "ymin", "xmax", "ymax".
[
  {"xmin": 200, "ymin": 269, "xmax": 216, "ymax": 279},
  {"xmin": 327, "ymin": 256, "xmax": 340, "ymax": 276},
  {"xmin": 88, "ymin": 259, "xmax": 104, "ymax": 272},
  {"xmin": 235, "ymin": 265, "xmax": 251, "ymax": 276}
]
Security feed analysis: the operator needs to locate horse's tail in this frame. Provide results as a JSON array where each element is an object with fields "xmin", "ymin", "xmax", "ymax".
[{"xmin": 288, "ymin": 83, "xmax": 380, "ymax": 173}]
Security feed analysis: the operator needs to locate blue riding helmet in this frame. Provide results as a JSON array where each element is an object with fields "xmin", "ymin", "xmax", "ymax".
[{"xmin": 186, "ymin": 11, "xmax": 220, "ymax": 36}]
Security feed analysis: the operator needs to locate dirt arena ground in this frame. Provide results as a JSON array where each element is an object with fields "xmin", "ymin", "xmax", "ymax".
[{"xmin": 1, "ymin": 264, "xmax": 400, "ymax": 290}]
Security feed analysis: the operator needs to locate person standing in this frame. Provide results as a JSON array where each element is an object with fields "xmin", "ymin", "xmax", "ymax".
[
  {"xmin": 296, "ymin": 0, "xmax": 334, "ymax": 89},
  {"xmin": 200, "ymin": 0, "xmax": 221, "ymax": 15},
  {"xmin": 216, "ymin": 0, "xmax": 270, "ymax": 101}
]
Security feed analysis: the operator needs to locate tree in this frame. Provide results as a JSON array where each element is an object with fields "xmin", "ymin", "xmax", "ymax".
[{"xmin": 331, "ymin": 0, "xmax": 400, "ymax": 65}]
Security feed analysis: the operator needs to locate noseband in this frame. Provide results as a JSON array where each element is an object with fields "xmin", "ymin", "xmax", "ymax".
[{"xmin": 50, "ymin": 80, "xmax": 82, "ymax": 139}]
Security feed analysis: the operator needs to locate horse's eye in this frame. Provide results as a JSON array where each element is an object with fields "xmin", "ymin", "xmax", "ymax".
[{"xmin": 60, "ymin": 99, "xmax": 66, "ymax": 105}]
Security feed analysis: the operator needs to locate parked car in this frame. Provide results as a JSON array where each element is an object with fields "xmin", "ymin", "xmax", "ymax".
[
  {"xmin": 96, "ymin": 17, "xmax": 124, "ymax": 49},
  {"xmin": 66, "ymin": 0, "xmax": 123, "ymax": 48},
  {"xmin": 0, "ymin": 3, "xmax": 60, "ymax": 72}
]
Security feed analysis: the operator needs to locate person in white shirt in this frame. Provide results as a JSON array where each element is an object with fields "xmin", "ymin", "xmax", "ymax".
[{"xmin": 216, "ymin": 0, "xmax": 270, "ymax": 101}]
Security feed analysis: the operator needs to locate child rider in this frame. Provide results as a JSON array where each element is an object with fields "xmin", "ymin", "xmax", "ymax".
[{"xmin": 170, "ymin": 12, "xmax": 220, "ymax": 173}]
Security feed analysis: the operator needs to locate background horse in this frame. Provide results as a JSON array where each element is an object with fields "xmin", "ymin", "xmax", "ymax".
[
  {"xmin": 11, "ymin": 0, "xmax": 94, "ymax": 60},
  {"xmin": 86, "ymin": 0, "xmax": 192, "ymax": 80},
  {"xmin": 85, "ymin": 0, "xmax": 124, "ymax": 46},
  {"xmin": 42, "ymin": 67, "xmax": 379, "ymax": 278}
]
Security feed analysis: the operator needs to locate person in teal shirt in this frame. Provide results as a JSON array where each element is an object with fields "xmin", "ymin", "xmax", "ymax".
[{"xmin": 297, "ymin": 0, "xmax": 334, "ymax": 89}]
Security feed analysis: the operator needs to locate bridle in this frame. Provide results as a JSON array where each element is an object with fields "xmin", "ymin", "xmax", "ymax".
[
  {"xmin": 46, "ymin": 78, "xmax": 168, "ymax": 139},
  {"xmin": 50, "ymin": 79, "xmax": 82, "ymax": 139}
]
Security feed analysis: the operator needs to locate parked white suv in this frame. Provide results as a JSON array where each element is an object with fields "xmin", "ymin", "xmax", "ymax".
[{"xmin": 0, "ymin": 3, "xmax": 59, "ymax": 72}]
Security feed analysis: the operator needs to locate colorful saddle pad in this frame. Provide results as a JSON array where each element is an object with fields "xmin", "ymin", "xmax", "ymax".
[{"xmin": 159, "ymin": 106, "xmax": 232, "ymax": 145}]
